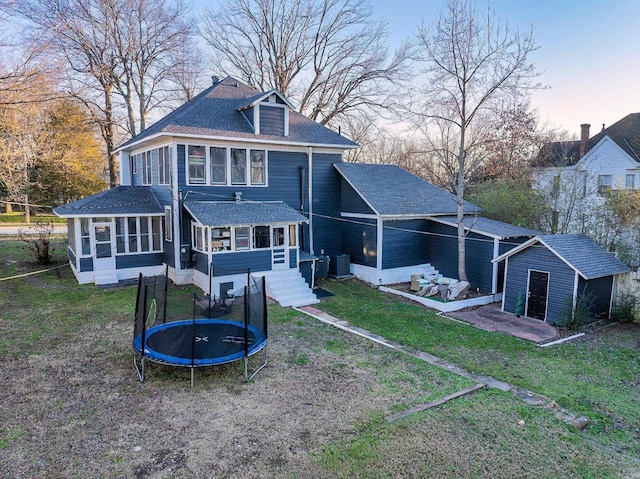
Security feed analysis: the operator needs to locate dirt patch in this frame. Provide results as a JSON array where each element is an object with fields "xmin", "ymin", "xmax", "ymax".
[{"xmin": 0, "ymin": 310, "xmax": 443, "ymax": 478}]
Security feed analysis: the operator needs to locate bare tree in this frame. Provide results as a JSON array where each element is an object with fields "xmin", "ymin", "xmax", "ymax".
[
  {"xmin": 412, "ymin": 0, "xmax": 541, "ymax": 281},
  {"xmin": 200, "ymin": 0, "xmax": 411, "ymax": 128},
  {"xmin": 19, "ymin": 0, "xmax": 200, "ymax": 186}
]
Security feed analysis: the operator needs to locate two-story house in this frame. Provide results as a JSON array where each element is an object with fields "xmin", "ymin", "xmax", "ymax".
[
  {"xmin": 534, "ymin": 114, "xmax": 640, "ymax": 239},
  {"xmin": 54, "ymin": 76, "xmax": 539, "ymax": 306}
]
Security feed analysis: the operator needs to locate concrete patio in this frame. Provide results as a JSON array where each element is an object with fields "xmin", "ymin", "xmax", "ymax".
[{"xmin": 448, "ymin": 303, "xmax": 558, "ymax": 343}]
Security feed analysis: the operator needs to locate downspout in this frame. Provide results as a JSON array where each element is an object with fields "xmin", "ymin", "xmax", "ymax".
[
  {"xmin": 307, "ymin": 146, "xmax": 314, "ymax": 255},
  {"xmin": 491, "ymin": 238, "xmax": 500, "ymax": 294}
]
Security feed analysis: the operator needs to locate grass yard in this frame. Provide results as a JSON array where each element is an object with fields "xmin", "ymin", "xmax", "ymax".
[
  {"xmin": 318, "ymin": 279, "xmax": 640, "ymax": 462},
  {"xmin": 0, "ymin": 238, "xmax": 638, "ymax": 478}
]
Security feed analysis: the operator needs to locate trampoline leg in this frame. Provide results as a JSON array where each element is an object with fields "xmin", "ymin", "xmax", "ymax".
[
  {"xmin": 134, "ymin": 355, "xmax": 145, "ymax": 383},
  {"xmin": 190, "ymin": 367, "xmax": 194, "ymax": 388},
  {"xmin": 245, "ymin": 346, "xmax": 268, "ymax": 382}
]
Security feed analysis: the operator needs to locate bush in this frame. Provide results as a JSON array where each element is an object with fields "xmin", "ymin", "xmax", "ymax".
[
  {"xmin": 561, "ymin": 291, "xmax": 595, "ymax": 330},
  {"xmin": 18, "ymin": 221, "xmax": 56, "ymax": 265},
  {"xmin": 612, "ymin": 288, "xmax": 637, "ymax": 323}
]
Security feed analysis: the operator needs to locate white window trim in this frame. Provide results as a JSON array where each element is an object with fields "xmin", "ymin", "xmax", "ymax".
[
  {"xmin": 142, "ymin": 151, "xmax": 152, "ymax": 185},
  {"xmin": 184, "ymin": 143, "xmax": 268, "ymax": 187},
  {"xmin": 158, "ymin": 146, "xmax": 171, "ymax": 186},
  {"xmin": 255, "ymin": 100, "xmax": 289, "ymax": 136},
  {"xmin": 164, "ymin": 207, "xmax": 173, "ymax": 242},
  {"xmin": 191, "ymin": 223, "xmax": 297, "ymax": 254}
]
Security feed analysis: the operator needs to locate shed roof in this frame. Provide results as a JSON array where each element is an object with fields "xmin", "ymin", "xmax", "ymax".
[
  {"xmin": 53, "ymin": 186, "xmax": 163, "ymax": 217},
  {"xmin": 334, "ymin": 163, "xmax": 481, "ymax": 217},
  {"xmin": 493, "ymin": 234, "xmax": 629, "ymax": 280},
  {"xmin": 184, "ymin": 201, "xmax": 308, "ymax": 227},
  {"xmin": 117, "ymin": 77, "xmax": 357, "ymax": 151},
  {"xmin": 433, "ymin": 216, "xmax": 540, "ymax": 239}
]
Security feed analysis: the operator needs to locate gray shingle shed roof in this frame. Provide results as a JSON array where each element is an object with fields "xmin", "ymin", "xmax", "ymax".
[
  {"xmin": 434, "ymin": 216, "xmax": 540, "ymax": 239},
  {"xmin": 184, "ymin": 201, "xmax": 308, "ymax": 226},
  {"xmin": 493, "ymin": 234, "xmax": 629, "ymax": 280},
  {"xmin": 53, "ymin": 187, "xmax": 163, "ymax": 217},
  {"xmin": 117, "ymin": 77, "xmax": 357, "ymax": 150},
  {"xmin": 334, "ymin": 163, "xmax": 481, "ymax": 216}
]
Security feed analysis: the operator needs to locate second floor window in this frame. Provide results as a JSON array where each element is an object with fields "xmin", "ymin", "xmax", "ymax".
[
  {"xmin": 231, "ymin": 148, "xmax": 247, "ymax": 184},
  {"xmin": 183, "ymin": 144, "xmax": 267, "ymax": 186},
  {"xmin": 210, "ymin": 147, "xmax": 226, "ymax": 184},
  {"xmin": 188, "ymin": 145, "xmax": 206, "ymax": 184},
  {"xmin": 158, "ymin": 146, "xmax": 171, "ymax": 185},
  {"xmin": 142, "ymin": 151, "xmax": 152, "ymax": 185}
]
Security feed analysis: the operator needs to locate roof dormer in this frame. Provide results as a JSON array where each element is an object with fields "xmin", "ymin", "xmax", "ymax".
[{"xmin": 239, "ymin": 90, "xmax": 294, "ymax": 137}]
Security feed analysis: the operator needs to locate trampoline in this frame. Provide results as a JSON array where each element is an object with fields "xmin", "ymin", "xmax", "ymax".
[{"xmin": 133, "ymin": 268, "xmax": 268, "ymax": 385}]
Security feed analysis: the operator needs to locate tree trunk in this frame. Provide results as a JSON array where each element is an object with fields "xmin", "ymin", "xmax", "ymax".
[
  {"xmin": 103, "ymin": 84, "xmax": 119, "ymax": 187},
  {"xmin": 457, "ymin": 122, "xmax": 468, "ymax": 282}
]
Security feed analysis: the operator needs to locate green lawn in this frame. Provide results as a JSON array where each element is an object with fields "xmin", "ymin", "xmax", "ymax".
[
  {"xmin": 1, "ymin": 239, "xmax": 639, "ymax": 478},
  {"xmin": 317, "ymin": 278, "xmax": 640, "ymax": 458}
]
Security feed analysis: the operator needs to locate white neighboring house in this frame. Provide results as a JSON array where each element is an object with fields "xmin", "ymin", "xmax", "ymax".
[{"xmin": 533, "ymin": 114, "xmax": 640, "ymax": 261}]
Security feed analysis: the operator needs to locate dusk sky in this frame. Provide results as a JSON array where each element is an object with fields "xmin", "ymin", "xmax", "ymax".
[{"xmin": 373, "ymin": 0, "xmax": 640, "ymax": 137}]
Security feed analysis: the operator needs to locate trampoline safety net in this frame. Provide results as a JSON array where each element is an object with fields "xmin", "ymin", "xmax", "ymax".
[{"xmin": 133, "ymin": 268, "xmax": 268, "ymax": 385}]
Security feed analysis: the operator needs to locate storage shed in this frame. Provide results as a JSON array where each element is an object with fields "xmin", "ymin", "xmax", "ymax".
[{"xmin": 493, "ymin": 234, "xmax": 629, "ymax": 325}]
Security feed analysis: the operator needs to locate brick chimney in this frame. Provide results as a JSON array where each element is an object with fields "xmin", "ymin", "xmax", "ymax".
[{"xmin": 580, "ymin": 123, "xmax": 590, "ymax": 158}]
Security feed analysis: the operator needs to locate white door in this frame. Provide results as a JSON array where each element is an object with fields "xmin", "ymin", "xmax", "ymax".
[
  {"xmin": 92, "ymin": 222, "xmax": 116, "ymax": 271},
  {"xmin": 271, "ymin": 226, "xmax": 289, "ymax": 270}
]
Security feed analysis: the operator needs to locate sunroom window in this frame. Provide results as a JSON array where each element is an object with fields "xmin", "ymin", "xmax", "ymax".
[{"xmin": 253, "ymin": 225, "xmax": 270, "ymax": 248}]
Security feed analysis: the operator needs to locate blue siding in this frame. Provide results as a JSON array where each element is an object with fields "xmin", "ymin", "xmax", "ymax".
[
  {"xmin": 79, "ymin": 257, "xmax": 93, "ymax": 272},
  {"xmin": 341, "ymin": 179, "xmax": 374, "ymax": 215},
  {"xmin": 300, "ymin": 260, "xmax": 313, "ymax": 286},
  {"xmin": 260, "ymin": 106, "xmax": 284, "ymax": 136},
  {"xmin": 192, "ymin": 251, "xmax": 209, "ymax": 274},
  {"xmin": 426, "ymin": 221, "xmax": 502, "ymax": 292},
  {"xmin": 428, "ymin": 222, "xmax": 458, "ymax": 279},
  {"xmin": 212, "ymin": 251, "xmax": 271, "ymax": 275},
  {"xmin": 382, "ymin": 220, "xmax": 431, "ymax": 269},
  {"xmin": 341, "ymin": 217, "xmax": 376, "ymax": 267},
  {"xmin": 312, "ymin": 153, "xmax": 343, "ymax": 255},
  {"xmin": 578, "ymin": 276, "xmax": 613, "ymax": 320},
  {"xmin": 116, "ymin": 253, "xmax": 163, "ymax": 269},
  {"xmin": 503, "ymin": 244, "xmax": 576, "ymax": 325},
  {"xmin": 68, "ymin": 248, "xmax": 76, "ymax": 266},
  {"xmin": 177, "ymin": 144, "xmax": 186, "ymax": 188},
  {"xmin": 289, "ymin": 249, "xmax": 297, "ymax": 268}
]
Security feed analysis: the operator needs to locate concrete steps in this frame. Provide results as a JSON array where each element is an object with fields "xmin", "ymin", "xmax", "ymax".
[{"xmin": 263, "ymin": 269, "xmax": 319, "ymax": 307}]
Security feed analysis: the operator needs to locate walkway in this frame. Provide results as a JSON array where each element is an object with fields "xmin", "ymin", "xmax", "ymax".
[{"xmin": 294, "ymin": 305, "xmax": 590, "ymax": 429}]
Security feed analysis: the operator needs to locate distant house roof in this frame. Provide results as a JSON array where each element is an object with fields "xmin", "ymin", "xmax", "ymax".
[
  {"xmin": 433, "ymin": 215, "xmax": 540, "ymax": 239},
  {"xmin": 334, "ymin": 163, "xmax": 481, "ymax": 217},
  {"xmin": 585, "ymin": 113, "xmax": 640, "ymax": 162},
  {"xmin": 493, "ymin": 234, "xmax": 629, "ymax": 280},
  {"xmin": 536, "ymin": 113, "xmax": 640, "ymax": 167},
  {"xmin": 53, "ymin": 186, "xmax": 163, "ymax": 217},
  {"xmin": 184, "ymin": 201, "xmax": 308, "ymax": 226},
  {"xmin": 117, "ymin": 77, "xmax": 358, "ymax": 151}
]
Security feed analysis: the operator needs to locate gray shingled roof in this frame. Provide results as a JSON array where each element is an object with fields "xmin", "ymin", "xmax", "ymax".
[
  {"xmin": 536, "ymin": 113, "xmax": 640, "ymax": 167},
  {"xmin": 118, "ymin": 77, "xmax": 357, "ymax": 150},
  {"xmin": 184, "ymin": 201, "xmax": 308, "ymax": 226},
  {"xmin": 53, "ymin": 187, "xmax": 163, "ymax": 217},
  {"xmin": 435, "ymin": 216, "xmax": 540, "ymax": 239},
  {"xmin": 538, "ymin": 234, "xmax": 629, "ymax": 279},
  {"xmin": 335, "ymin": 163, "xmax": 481, "ymax": 216},
  {"xmin": 495, "ymin": 234, "xmax": 629, "ymax": 279}
]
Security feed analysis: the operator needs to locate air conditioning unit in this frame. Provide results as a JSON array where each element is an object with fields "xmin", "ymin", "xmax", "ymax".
[{"xmin": 329, "ymin": 254, "xmax": 350, "ymax": 277}]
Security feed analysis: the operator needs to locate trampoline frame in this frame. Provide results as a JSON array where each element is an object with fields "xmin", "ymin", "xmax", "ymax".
[{"xmin": 133, "ymin": 270, "xmax": 268, "ymax": 386}]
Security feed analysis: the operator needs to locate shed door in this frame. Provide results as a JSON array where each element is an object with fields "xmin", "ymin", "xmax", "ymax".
[{"xmin": 526, "ymin": 270, "xmax": 549, "ymax": 320}]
